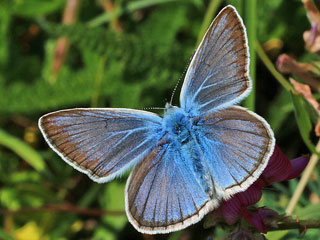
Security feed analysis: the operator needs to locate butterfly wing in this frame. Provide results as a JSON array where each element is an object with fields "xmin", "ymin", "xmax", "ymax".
[
  {"xmin": 39, "ymin": 108, "xmax": 162, "ymax": 182},
  {"xmin": 125, "ymin": 106, "xmax": 275, "ymax": 234},
  {"xmin": 125, "ymin": 144, "xmax": 216, "ymax": 234},
  {"xmin": 194, "ymin": 106, "xmax": 275, "ymax": 198},
  {"xmin": 180, "ymin": 5, "xmax": 250, "ymax": 114}
]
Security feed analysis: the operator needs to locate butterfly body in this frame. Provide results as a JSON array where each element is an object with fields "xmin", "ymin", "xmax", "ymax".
[
  {"xmin": 162, "ymin": 103, "xmax": 215, "ymax": 195},
  {"xmin": 39, "ymin": 5, "xmax": 275, "ymax": 234}
]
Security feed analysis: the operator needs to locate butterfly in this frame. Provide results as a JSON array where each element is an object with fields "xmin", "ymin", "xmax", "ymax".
[{"xmin": 39, "ymin": 5, "xmax": 275, "ymax": 234}]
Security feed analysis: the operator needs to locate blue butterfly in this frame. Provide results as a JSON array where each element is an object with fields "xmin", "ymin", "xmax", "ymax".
[{"xmin": 39, "ymin": 5, "xmax": 275, "ymax": 234}]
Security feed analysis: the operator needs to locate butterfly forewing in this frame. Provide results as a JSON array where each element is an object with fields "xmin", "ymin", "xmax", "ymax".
[
  {"xmin": 39, "ymin": 108, "xmax": 162, "ymax": 182},
  {"xmin": 180, "ymin": 6, "xmax": 250, "ymax": 114}
]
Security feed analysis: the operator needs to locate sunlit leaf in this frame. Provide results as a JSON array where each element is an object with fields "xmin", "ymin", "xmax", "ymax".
[
  {"xmin": 100, "ymin": 181, "xmax": 127, "ymax": 240},
  {"xmin": 297, "ymin": 203, "xmax": 320, "ymax": 219},
  {"xmin": 13, "ymin": 0, "xmax": 65, "ymax": 17},
  {"xmin": 0, "ymin": 129, "xmax": 45, "ymax": 172},
  {"xmin": 265, "ymin": 230, "xmax": 289, "ymax": 240},
  {"xmin": 14, "ymin": 222, "xmax": 47, "ymax": 240}
]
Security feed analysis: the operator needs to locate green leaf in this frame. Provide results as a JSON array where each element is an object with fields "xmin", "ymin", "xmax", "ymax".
[
  {"xmin": 265, "ymin": 230, "xmax": 289, "ymax": 240},
  {"xmin": 0, "ymin": 187, "xmax": 21, "ymax": 210},
  {"xmin": 267, "ymin": 90, "xmax": 293, "ymax": 134},
  {"xmin": 168, "ymin": 231, "xmax": 184, "ymax": 240},
  {"xmin": 296, "ymin": 203, "xmax": 320, "ymax": 219},
  {"xmin": 12, "ymin": 0, "xmax": 65, "ymax": 17},
  {"xmin": 101, "ymin": 181, "xmax": 127, "ymax": 228},
  {"xmin": 290, "ymin": 92, "xmax": 317, "ymax": 154},
  {"xmin": 87, "ymin": 0, "xmax": 185, "ymax": 27},
  {"xmin": 0, "ymin": 229, "xmax": 15, "ymax": 240},
  {"xmin": 0, "ymin": 129, "xmax": 45, "ymax": 172},
  {"xmin": 0, "ymin": 3, "xmax": 11, "ymax": 67}
]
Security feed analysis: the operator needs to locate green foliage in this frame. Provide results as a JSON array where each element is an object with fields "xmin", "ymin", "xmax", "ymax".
[
  {"xmin": 0, "ymin": 129, "xmax": 45, "ymax": 172},
  {"xmin": 12, "ymin": 0, "xmax": 65, "ymax": 18},
  {"xmin": 290, "ymin": 92, "xmax": 316, "ymax": 154},
  {"xmin": 1, "ymin": 0, "xmax": 320, "ymax": 239}
]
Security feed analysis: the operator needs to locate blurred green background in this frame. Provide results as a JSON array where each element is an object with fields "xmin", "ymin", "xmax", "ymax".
[{"xmin": 1, "ymin": 0, "xmax": 320, "ymax": 239}]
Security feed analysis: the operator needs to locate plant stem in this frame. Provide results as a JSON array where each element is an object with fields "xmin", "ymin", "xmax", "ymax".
[
  {"xmin": 52, "ymin": 0, "xmax": 80, "ymax": 76},
  {"xmin": 286, "ymin": 139, "xmax": 320, "ymax": 215},
  {"xmin": 91, "ymin": 57, "xmax": 106, "ymax": 108},
  {"xmin": 3, "ymin": 205, "xmax": 320, "ymax": 232},
  {"xmin": 242, "ymin": 0, "xmax": 256, "ymax": 111},
  {"xmin": 267, "ymin": 219, "xmax": 320, "ymax": 231},
  {"xmin": 255, "ymin": 40, "xmax": 296, "ymax": 93}
]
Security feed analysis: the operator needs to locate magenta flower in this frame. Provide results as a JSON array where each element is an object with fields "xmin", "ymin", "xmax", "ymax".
[{"xmin": 214, "ymin": 145, "xmax": 309, "ymax": 233}]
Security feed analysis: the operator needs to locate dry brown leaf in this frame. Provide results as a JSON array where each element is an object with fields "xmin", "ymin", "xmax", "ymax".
[
  {"xmin": 277, "ymin": 55, "xmax": 320, "ymax": 90},
  {"xmin": 291, "ymin": 78, "xmax": 320, "ymax": 136},
  {"xmin": 302, "ymin": 0, "xmax": 320, "ymax": 53}
]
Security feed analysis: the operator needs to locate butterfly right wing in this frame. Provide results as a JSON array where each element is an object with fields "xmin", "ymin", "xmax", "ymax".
[{"xmin": 39, "ymin": 108, "xmax": 162, "ymax": 183}]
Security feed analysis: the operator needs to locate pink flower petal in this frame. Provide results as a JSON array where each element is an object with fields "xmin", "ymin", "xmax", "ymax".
[
  {"xmin": 240, "ymin": 208, "xmax": 266, "ymax": 233},
  {"xmin": 237, "ymin": 185, "xmax": 262, "ymax": 207},
  {"xmin": 221, "ymin": 197, "xmax": 241, "ymax": 225},
  {"xmin": 257, "ymin": 207, "xmax": 278, "ymax": 219},
  {"xmin": 221, "ymin": 186, "xmax": 262, "ymax": 225},
  {"xmin": 286, "ymin": 156, "xmax": 310, "ymax": 180},
  {"xmin": 257, "ymin": 208, "xmax": 279, "ymax": 228},
  {"xmin": 262, "ymin": 145, "xmax": 292, "ymax": 183}
]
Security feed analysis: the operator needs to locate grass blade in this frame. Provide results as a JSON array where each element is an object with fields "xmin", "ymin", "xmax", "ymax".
[{"xmin": 0, "ymin": 129, "xmax": 45, "ymax": 172}]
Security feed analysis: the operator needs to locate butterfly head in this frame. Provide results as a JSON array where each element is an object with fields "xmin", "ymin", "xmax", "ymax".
[
  {"xmin": 164, "ymin": 102, "xmax": 177, "ymax": 114},
  {"xmin": 163, "ymin": 103, "xmax": 193, "ymax": 144}
]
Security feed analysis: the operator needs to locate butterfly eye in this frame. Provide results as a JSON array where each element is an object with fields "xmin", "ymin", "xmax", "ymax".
[{"xmin": 175, "ymin": 124, "xmax": 182, "ymax": 134}]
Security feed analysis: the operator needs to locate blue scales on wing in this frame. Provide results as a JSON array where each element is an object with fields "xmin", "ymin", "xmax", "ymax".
[
  {"xmin": 126, "ymin": 142, "xmax": 216, "ymax": 234},
  {"xmin": 194, "ymin": 106, "xmax": 274, "ymax": 198},
  {"xmin": 180, "ymin": 6, "xmax": 250, "ymax": 115},
  {"xmin": 39, "ymin": 109, "xmax": 162, "ymax": 182}
]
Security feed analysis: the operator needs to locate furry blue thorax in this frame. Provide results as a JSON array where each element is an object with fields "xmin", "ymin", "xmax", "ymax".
[{"xmin": 162, "ymin": 103, "xmax": 194, "ymax": 145}]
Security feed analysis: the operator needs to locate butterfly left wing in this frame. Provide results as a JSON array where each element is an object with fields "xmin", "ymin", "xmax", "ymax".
[
  {"xmin": 126, "ymin": 143, "xmax": 215, "ymax": 234},
  {"xmin": 180, "ymin": 5, "xmax": 250, "ymax": 114},
  {"xmin": 39, "ymin": 108, "xmax": 162, "ymax": 183}
]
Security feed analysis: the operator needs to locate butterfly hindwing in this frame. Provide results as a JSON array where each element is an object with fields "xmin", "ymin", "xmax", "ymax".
[
  {"xmin": 180, "ymin": 5, "xmax": 250, "ymax": 114},
  {"xmin": 194, "ymin": 106, "xmax": 274, "ymax": 197},
  {"xmin": 39, "ymin": 108, "xmax": 162, "ymax": 182},
  {"xmin": 125, "ymin": 144, "xmax": 216, "ymax": 234}
]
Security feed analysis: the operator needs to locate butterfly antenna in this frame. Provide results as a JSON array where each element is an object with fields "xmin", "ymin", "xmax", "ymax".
[
  {"xmin": 169, "ymin": 77, "xmax": 181, "ymax": 105},
  {"xmin": 169, "ymin": 50, "xmax": 196, "ymax": 105},
  {"xmin": 143, "ymin": 107, "xmax": 166, "ymax": 110}
]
